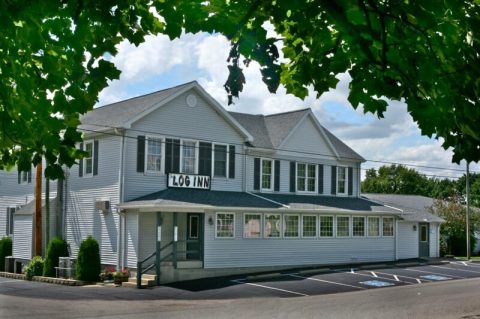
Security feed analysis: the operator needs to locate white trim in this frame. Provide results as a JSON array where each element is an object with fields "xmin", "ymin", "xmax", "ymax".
[
  {"xmin": 301, "ymin": 214, "xmax": 317, "ymax": 238},
  {"xmin": 283, "ymin": 214, "xmax": 300, "ymax": 238},
  {"xmin": 260, "ymin": 158, "xmax": 274, "ymax": 192},
  {"xmin": 296, "ymin": 162, "xmax": 317, "ymax": 194},
  {"xmin": 352, "ymin": 216, "xmax": 366, "ymax": 237},
  {"xmin": 212, "ymin": 142, "xmax": 229, "ymax": 178},
  {"xmin": 145, "ymin": 135, "xmax": 165, "ymax": 174},
  {"xmin": 264, "ymin": 213, "xmax": 281, "ymax": 238},
  {"xmin": 180, "ymin": 139, "xmax": 198, "ymax": 174},
  {"xmin": 319, "ymin": 215, "xmax": 335, "ymax": 238},
  {"xmin": 336, "ymin": 215, "xmax": 351, "ymax": 237},
  {"xmin": 336, "ymin": 166, "xmax": 348, "ymax": 196},
  {"xmin": 243, "ymin": 213, "xmax": 262, "ymax": 238},
  {"xmin": 83, "ymin": 140, "xmax": 94, "ymax": 177},
  {"xmin": 367, "ymin": 216, "xmax": 381, "ymax": 237},
  {"xmin": 215, "ymin": 212, "xmax": 235, "ymax": 239}
]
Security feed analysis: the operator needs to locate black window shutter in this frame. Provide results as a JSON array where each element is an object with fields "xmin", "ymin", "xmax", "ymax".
[
  {"xmin": 17, "ymin": 171, "xmax": 21, "ymax": 184},
  {"xmin": 27, "ymin": 169, "xmax": 32, "ymax": 183},
  {"xmin": 290, "ymin": 161, "xmax": 296, "ymax": 192},
  {"xmin": 199, "ymin": 142, "xmax": 212, "ymax": 176},
  {"xmin": 331, "ymin": 166, "xmax": 337, "ymax": 195},
  {"xmin": 229, "ymin": 145, "xmax": 235, "ymax": 179},
  {"xmin": 93, "ymin": 140, "xmax": 99, "ymax": 176},
  {"xmin": 79, "ymin": 142, "xmax": 84, "ymax": 177},
  {"xmin": 6, "ymin": 208, "xmax": 10, "ymax": 235},
  {"xmin": 274, "ymin": 160, "xmax": 280, "ymax": 192},
  {"xmin": 136, "ymin": 136, "xmax": 145, "ymax": 173},
  {"xmin": 166, "ymin": 139, "xmax": 180, "ymax": 174},
  {"xmin": 318, "ymin": 164, "xmax": 324, "ymax": 194},
  {"xmin": 253, "ymin": 158, "xmax": 260, "ymax": 191},
  {"xmin": 348, "ymin": 167, "xmax": 353, "ymax": 196}
]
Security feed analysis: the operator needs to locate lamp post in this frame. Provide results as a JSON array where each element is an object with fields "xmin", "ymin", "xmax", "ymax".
[{"xmin": 466, "ymin": 162, "xmax": 470, "ymax": 260}]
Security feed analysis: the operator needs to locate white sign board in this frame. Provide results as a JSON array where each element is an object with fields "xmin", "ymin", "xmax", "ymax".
[{"xmin": 167, "ymin": 173, "xmax": 211, "ymax": 190}]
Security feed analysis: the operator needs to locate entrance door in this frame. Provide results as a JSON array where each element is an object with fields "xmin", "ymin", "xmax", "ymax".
[
  {"xmin": 186, "ymin": 213, "xmax": 203, "ymax": 260},
  {"xmin": 419, "ymin": 223, "xmax": 430, "ymax": 258}
]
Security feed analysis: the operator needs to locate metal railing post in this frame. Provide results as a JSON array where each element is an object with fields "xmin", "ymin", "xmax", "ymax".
[
  {"xmin": 156, "ymin": 212, "xmax": 161, "ymax": 286},
  {"xmin": 173, "ymin": 212, "xmax": 178, "ymax": 269},
  {"xmin": 136, "ymin": 261, "xmax": 142, "ymax": 289}
]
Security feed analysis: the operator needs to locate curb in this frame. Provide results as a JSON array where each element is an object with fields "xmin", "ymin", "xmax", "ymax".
[
  {"xmin": 298, "ymin": 268, "xmax": 331, "ymax": 275},
  {"xmin": 359, "ymin": 264, "xmax": 388, "ymax": 270},
  {"xmin": 395, "ymin": 262, "xmax": 421, "ymax": 267},
  {"xmin": 246, "ymin": 272, "xmax": 282, "ymax": 280}
]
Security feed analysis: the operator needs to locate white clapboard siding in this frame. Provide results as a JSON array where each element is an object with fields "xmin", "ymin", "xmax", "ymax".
[
  {"xmin": 138, "ymin": 213, "xmax": 156, "ymax": 261},
  {"xmin": 123, "ymin": 90, "xmax": 246, "ymax": 201},
  {"xmin": 397, "ymin": 221, "xmax": 418, "ymax": 259},
  {"xmin": 125, "ymin": 212, "xmax": 139, "ymax": 269},
  {"xmin": 13, "ymin": 214, "xmax": 33, "ymax": 259},
  {"xmin": 430, "ymin": 223, "xmax": 439, "ymax": 258},
  {"xmin": 203, "ymin": 212, "xmax": 395, "ymax": 268}
]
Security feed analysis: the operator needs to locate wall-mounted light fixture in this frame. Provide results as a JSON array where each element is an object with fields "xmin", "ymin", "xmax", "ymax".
[
  {"xmin": 413, "ymin": 225, "xmax": 417, "ymax": 231},
  {"xmin": 208, "ymin": 217, "xmax": 214, "ymax": 226}
]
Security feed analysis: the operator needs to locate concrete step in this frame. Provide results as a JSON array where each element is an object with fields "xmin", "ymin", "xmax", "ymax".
[
  {"xmin": 122, "ymin": 276, "xmax": 156, "ymax": 288},
  {"xmin": 121, "ymin": 281, "xmax": 146, "ymax": 288}
]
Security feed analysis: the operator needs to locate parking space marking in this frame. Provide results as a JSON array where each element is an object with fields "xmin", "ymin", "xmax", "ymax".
[
  {"xmin": 435, "ymin": 264, "xmax": 480, "ymax": 275},
  {"xmin": 451, "ymin": 261, "xmax": 480, "ymax": 267},
  {"xmin": 287, "ymin": 274, "xmax": 366, "ymax": 290},
  {"xmin": 393, "ymin": 275, "xmax": 400, "ymax": 282},
  {"xmin": 420, "ymin": 275, "xmax": 451, "ymax": 281},
  {"xmin": 231, "ymin": 279, "xmax": 309, "ymax": 297},
  {"xmin": 403, "ymin": 268, "xmax": 466, "ymax": 279},
  {"xmin": 339, "ymin": 270, "xmax": 413, "ymax": 285},
  {"xmin": 373, "ymin": 270, "xmax": 432, "ymax": 283},
  {"xmin": 370, "ymin": 271, "xmax": 378, "ymax": 278},
  {"xmin": 360, "ymin": 280, "xmax": 395, "ymax": 287},
  {"xmin": 0, "ymin": 280, "xmax": 23, "ymax": 284}
]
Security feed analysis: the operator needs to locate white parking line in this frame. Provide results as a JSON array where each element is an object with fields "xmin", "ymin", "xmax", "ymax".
[
  {"xmin": 393, "ymin": 275, "xmax": 400, "ymax": 282},
  {"xmin": 432, "ymin": 265, "xmax": 480, "ymax": 274},
  {"xmin": 370, "ymin": 271, "xmax": 378, "ymax": 278},
  {"xmin": 451, "ymin": 261, "xmax": 480, "ymax": 268},
  {"xmin": 344, "ymin": 271, "xmax": 412, "ymax": 285},
  {"xmin": 403, "ymin": 268, "xmax": 465, "ymax": 279},
  {"xmin": 231, "ymin": 279, "xmax": 309, "ymax": 297},
  {"xmin": 287, "ymin": 274, "xmax": 366, "ymax": 290},
  {"xmin": 416, "ymin": 279, "xmax": 422, "ymax": 284},
  {"xmin": 373, "ymin": 271, "xmax": 432, "ymax": 282},
  {"xmin": 0, "ymin": 280, "xmax": 22, "ymax": 284}
]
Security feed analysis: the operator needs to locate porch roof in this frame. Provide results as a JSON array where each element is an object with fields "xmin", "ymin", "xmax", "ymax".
[{"xmin": 119, "ymin": 189, "xmax": 282, "ymax": 211}]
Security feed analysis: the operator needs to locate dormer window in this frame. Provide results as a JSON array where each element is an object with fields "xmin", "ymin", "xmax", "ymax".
[
  {"xmin": 297, "ymin": 163, "xmax": 316, "ymax": 193},
  {"xmin": 261, "ymin": 159, "xmax": 273, "ymax": 191},
  {"xmin": 337, "ymin": 166, "xmax": 347, "ymax": 195}
]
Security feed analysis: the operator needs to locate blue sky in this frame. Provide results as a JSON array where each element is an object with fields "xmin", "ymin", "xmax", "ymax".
[{"xmin": 98, "ymin": 32, "xmax": 478, "ymax": 180}]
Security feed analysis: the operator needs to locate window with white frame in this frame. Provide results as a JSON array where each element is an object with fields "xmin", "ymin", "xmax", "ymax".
[
  {"xmin": 302, "ymin": 215, "xmax": 317, "ymax": 237},
  {"xmin": 216, "ymin": 213, "xmax": 235, "ymax": 238},
  {"xmin": 146, "ymin": 137, "xmax": 163, "ymax": 172},
  {"xmin": 182, "ymin": 140, "xmax": 197, "ymax": 174},
  {"xmin": 297, "ymin": 163, "xmax": 316, "ymax": 192},
  {"xmin": 264, "ymin": 214, "xmax": 281, "ymax": 238},
  {"xmin": 319, "ymin": 216, "xmax": 334, "ymax": 237},
  {"xmin": 244, "ymin": 213, "xmax": 261, "ymax": 238},
  {"xmin": 368, "ymin": 217, "xmax": 380, "ymax": 237},
  {"xmin": 284, "ymin": 215, "xmax": 299, "ymax": 237},
  {"xmin": 84, "ymin": 141, "xmax": 94, "ymax": 175},
  {"xmin": 383, "ymin": 217, "xmax": 394, "ymax": 236},
  {"xmin": 336, "ymin": 216, "xmax": 350, "ymax": 237},
  {"xmin": 261, "ymin": 159, "xmax": 273, "ymax": 190},
  {"xmin": 213, "ymin": 144, "xmax": 227, "ymax": 177},
  {"xmin": 337, "ymin": 166, "xmax": 347, "ymax": 194},
  {"xmin": 352, "ymin": 216, "xmax": 365, "ymax": 237}
]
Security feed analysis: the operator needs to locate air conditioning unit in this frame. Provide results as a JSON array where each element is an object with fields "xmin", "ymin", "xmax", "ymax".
[
  {"xmin": 95, "ymin": 200, "xmax": 110, "ymax": 213},
  {"xmin": 58, "ymin": 257, "xmax": 76, "ymax": 279}
]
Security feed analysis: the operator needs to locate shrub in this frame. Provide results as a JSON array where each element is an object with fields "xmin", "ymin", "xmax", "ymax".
[
  {"xmin": 76, "ymin": 235, "xmax": 101, "ymax": 282},
  {"xmin": 43, "ymin": 237, "xmax": 69, "ymax": 277},
  {"xmin": 24, "ymin": 256, "xmax": 44, "ymax": 280},
  {"xmin": 0, "ymin": 237, "xmax": 13, "ymax": 271}
]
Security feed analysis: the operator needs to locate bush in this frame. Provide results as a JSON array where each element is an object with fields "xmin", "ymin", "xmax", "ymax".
[
  {"xmin": 76, "ymin": 235, "xmax": 101, "ymax": 282},
  {"xmin": 24, "ymin": 256, "xmax": 44, "ymax": 280},
  {"xmin": 43, "ymin": 237, "xmax": 69, "ymax": 277},
  {"xmin": 0, "ymin": 237, "xmax": 12, "ymax": 271}
]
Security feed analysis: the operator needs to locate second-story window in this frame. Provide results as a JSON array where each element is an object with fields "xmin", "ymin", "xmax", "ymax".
[
  {"xmin": 297, "ymin": 163, "xmax": 316, "ymax": 192},
  {"xmin": 261, "ymin": 159, "xmax": 273, "ymax": 191},
  {"xmin": 147, "ymin": 137, "xmax": 163, "ymax": 172},
  {"xmin": 213, "ymin": 144, "xmax": 227, "ymax": 177},
  {"xmin": 84, "ymin": 141, "xmax": 94, "ymax": 176},
  {"xmin": 20, "ymin": 171, "xmax": 29, "ymax": 184},
  {"xmin": 337, "ymin": 166, "xmax": 347, "ymax": 195},
  {"xmin": 182, "ymin": 140, "xmax": 197, "ymax": 174}
]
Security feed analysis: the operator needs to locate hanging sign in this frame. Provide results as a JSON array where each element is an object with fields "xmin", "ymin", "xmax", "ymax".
[{"xmin": 167, "ymin": 173, "xmax": 211, "ymax": 190}]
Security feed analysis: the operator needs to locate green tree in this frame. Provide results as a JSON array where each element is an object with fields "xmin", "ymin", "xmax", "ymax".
[
  {"xmin": 43, "ymin": 237, "xmax": 69, "ymax": 277},
  {"xmin": 429, "ymin": 199, "xmax": 479, "ymax": 256},
  {"xmin": 76, "ymin": 236, "xmax": 101, "ymax": 282},
  {"xmin": 361, "ymin": 165, "xmax": 431, "ymax": 195},
  {"xmin": 1, "ymin": 1, "xmax": 480, "ymax": 177}
]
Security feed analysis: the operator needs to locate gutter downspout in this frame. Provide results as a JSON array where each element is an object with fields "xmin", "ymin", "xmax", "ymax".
[{"xmin": 243, "ymin": 146, "xmax": 247, "ymax": 192}]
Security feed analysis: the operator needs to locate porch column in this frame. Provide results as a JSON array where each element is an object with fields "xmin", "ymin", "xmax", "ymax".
[
  {"xmin": 156, "ymin": 212, "xmax": 161, "ymax": 285},
  {"xmin": 173, "ymin": 212, "xmax": 178, "ymax": 269}
]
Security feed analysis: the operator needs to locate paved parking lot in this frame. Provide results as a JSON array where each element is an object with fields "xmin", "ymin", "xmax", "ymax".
[
  {"xmin": 166, "ymin": 260, "xmax": 480, "ymax": 299},
  {"xmin": 1, "ymin": 260, "xmax": 480, "ymax": 301}
]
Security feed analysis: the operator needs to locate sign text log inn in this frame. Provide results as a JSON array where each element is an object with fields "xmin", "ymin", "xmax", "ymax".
[{"xmin": 167, "ymin": 173, "xmax": 211, "ymax": 190}]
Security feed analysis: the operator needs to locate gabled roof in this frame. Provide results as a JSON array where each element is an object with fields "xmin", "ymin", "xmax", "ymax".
[
  {"xmin": 229, "ymin": 108, "xmax": 365, "ymax": 161},
  {"xmin": 362, "ymin": 194, "xmax": 445, "ymax": 223},
  {"xmin": 79, "ymin": 81, "xmax": 253, "ymax": 141}
]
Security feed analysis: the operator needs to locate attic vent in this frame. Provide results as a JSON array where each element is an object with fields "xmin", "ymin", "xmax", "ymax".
[
  {"xmin": 95, "ymin": 200, "xmax": 110, "ymax": 213},
  {"xmin": 186, "ymin": 94, "xmax": 197, "ymax": 107}
]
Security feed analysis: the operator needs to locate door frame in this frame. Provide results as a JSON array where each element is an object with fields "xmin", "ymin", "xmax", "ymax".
[
  {"xmin": 186, "ymin": 213, "xmax": 204, "ymax": 260},
  {"xmin": 418, "ymin": 222, "xmax": 430, "ymax": 258}
]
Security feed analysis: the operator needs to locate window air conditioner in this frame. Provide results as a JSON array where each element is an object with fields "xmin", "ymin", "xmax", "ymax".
[{"xmin": 95, "ymin": 200, "xmax": 110, "ymax": 213}]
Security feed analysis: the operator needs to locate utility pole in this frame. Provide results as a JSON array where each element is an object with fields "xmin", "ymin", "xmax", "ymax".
[
  {"xmin": 34, "ymin": 163, "xmax": 42, "ymax": 256},
  {"xmin": 466, "ymin": 162, "xmax": 470, "ymax": 260}
]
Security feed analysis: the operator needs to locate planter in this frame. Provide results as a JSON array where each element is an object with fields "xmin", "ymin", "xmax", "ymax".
[{"xmin": 113, "ymin": 276, "xmax": 129, "ymax": 285}]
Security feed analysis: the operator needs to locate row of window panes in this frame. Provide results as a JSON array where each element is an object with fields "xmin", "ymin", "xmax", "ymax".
[
  {"xmin": 146, "ymin": 137, "xmax": 231, "ymax": 177},
  {"xmin": 216, "ymin": 213, "xmax": 395, "ymax": 238}
]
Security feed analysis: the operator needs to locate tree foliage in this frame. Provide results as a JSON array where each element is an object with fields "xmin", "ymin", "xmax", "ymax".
[
  {"xmin": 43, "ymin": 237, "xmax": 69, "ymax": 277},
  {"xmin": 1, "ymin": 1, "xmax": 479, "ymax": 177},
  {"xmin": 76, "ymin": 235, "xmax": 101, "ymax": 282}
]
